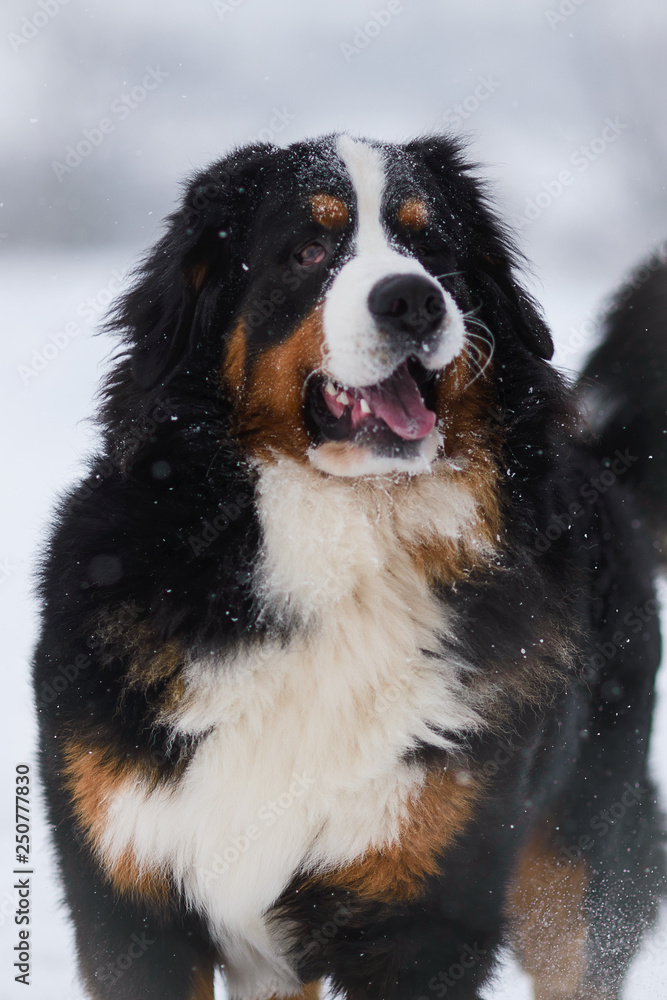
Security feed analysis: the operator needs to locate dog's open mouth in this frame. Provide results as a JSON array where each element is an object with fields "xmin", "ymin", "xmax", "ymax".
[{"xmin": 306, "ymin": 359, "xmax": 438, "ymax": 455}]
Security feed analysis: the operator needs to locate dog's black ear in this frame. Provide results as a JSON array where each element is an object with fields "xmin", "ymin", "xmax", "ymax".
[
  {"xmin": 107, "ymin": 145, "xmax": 271, "ymax": 389},
  {"xmin": 475, "ymin": 254, "xmax": 554, "ymax": 361},
  {"xmin": 405, "ymin": 135, "xmax": 554, "ymax": 361},
  {"xmin": 118, "ymin": 232, "xmax": 204, "ymax": 390}
]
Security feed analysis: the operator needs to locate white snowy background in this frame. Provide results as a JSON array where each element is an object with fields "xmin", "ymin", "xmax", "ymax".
[{"xmin": 1, "ymin": 0, "xmax": 666, "ymax": 996}]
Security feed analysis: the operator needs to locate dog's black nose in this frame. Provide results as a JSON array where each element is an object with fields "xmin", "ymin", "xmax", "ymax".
[{"xmin": 368, "ymin": 274, "xmax": 445, "ymax": 345}]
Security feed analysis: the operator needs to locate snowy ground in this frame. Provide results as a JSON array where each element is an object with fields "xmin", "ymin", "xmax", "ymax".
[{"xmin": 2, "ymin": 0, "xmax": 667, "ymax": 995}]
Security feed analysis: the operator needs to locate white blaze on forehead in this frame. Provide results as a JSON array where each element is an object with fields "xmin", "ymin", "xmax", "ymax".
[
  {"xmin": 335, "ymin": 134, "xmax": 390, "ymax": 255},
  {"xmin": 323, "ymin": 136, "xmax": 434, "ymax": 388}
]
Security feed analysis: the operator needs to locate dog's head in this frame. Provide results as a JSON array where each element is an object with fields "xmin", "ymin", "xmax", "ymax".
[{"xmin": 110, "ymin": 134, "xmax": 553, "ymax": 478}]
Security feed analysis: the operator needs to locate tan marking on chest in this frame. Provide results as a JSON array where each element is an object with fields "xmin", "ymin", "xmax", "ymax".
[
  {"xmin": 398, "ymin": 348, "xmax": 500, "ymax": 584},
  {"xmin": 62, "ymin": 740, "xmax": 171, "ymax": 906},
  {"xmin": 307, "ymin": 769, "xmax": 481, "ymax": 902}
]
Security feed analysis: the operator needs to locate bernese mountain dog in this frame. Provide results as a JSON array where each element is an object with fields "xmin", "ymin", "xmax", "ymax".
[{"xmin": 33, "ymin": 134, "xmax": 667, "ymax": 1000}]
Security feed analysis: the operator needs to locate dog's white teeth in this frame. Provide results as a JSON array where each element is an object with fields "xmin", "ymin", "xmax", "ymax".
[
  {"xmin": 324, "ymin": 381, "xmax": 337, "ymax": 396},
  {"xmin": 360, "ymin": 399, "xmax": 372, "ymax": 414},
  {"xmin": 337, "ymin": 391, "xmax": 350, "ymax": 405}
]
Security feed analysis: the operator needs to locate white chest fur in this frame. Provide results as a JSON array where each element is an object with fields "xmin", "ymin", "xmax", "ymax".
[{"xmin": 96, "ymin": 459, "xmax": 487, "ymax": 998}]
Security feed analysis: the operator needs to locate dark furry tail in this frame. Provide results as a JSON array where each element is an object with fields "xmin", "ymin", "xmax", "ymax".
[{"xmin": 579, "ymin": 247, "xmax": 667, "ymax": 560}]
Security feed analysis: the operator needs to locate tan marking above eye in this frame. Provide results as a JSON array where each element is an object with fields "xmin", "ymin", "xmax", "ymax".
[
  {"xmin": 310, "ymin": 193, "xmax": 349, "ymax": 230},
  {"xmin": 398, "ymin": 198, "xmax": 430, "ymax": 231}
]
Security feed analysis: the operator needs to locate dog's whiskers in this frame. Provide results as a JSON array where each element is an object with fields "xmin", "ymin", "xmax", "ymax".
[
  {"xmin": 435, "ymin": 270, "xmax": 465, "ymax": 281},
  {"xmin": 462, "ymin": 321, "xmax": 495, "ymax": 388}
]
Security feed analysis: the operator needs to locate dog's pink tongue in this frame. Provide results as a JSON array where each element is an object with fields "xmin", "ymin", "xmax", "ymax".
[{"xmin": 358, "ymin": 364, "xmax": 436, "ymax": 440}]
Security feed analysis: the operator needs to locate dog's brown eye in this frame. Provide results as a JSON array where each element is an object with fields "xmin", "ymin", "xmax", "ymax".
[{"xmin": 295, "ymin": 241, "xmax": 327, "ymax": 267}]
